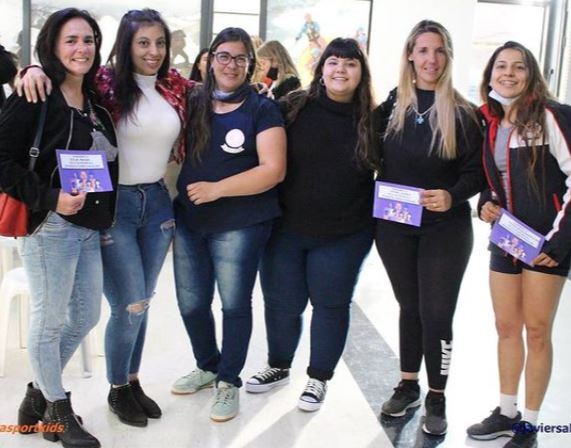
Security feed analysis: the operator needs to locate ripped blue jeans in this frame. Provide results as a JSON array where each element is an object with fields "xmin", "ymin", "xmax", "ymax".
[{"xmin": 101, "ymin": 181, "xmax": 174, "ymax": 385}]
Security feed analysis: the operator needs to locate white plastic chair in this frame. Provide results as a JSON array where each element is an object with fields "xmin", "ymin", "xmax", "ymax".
[{"xmin": 0, "ymin": 266, "xmax": 94, "ymax": 378}]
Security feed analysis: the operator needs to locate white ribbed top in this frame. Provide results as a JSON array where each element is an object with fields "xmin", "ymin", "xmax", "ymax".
[{"xmin": 116, "ymin": 73, "xmax": 181, "ymax": 185}]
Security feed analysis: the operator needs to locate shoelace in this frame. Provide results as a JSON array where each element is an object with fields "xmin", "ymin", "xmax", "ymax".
[
  {"xmin": 256, "ymin": 367, "xmax": 283, "ymax": 381},
  {"xmin": 215, "ymin": 386, "xmax": 235, "ymax": 405},
  {"xmin": 182, "ymin": 369, "xmax": 202, "ymax": 380},
  {"xmin": 304, "ymin": 379, "xmax": 325, "ymax": 398}
]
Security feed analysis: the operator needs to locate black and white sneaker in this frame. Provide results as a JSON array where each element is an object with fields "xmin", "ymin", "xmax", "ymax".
[
  {"xmin": 422, "ymin": 391, "xmax": 447, "ymax": 436},
  {"xmin": 381, "ymin": 380, "xmax": 421, "ymax": 417},
  {"xmin": 467, "ymin": 407, "xmax": 522, "ymax": 440},
  {"xmin": 245, "ymin": 367, "xmax": 290, "ymax": 393},
  {"xmin": 298, "ymin": 378, "xmax": 327, "ymax": 412}
]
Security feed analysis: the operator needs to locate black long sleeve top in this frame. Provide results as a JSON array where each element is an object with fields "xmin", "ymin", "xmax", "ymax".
[
  {"xmin": 280, "ymin": 93, "xmax": 375, "ymax": 237},
  {"xmin": 374, "ymin": 88, "xmax": 484, "ymax": 224}
]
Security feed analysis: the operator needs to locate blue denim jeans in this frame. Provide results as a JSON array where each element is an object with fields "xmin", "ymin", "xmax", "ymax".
[
  {"xmin": 173, "ymin": 219, "xmax": 272, "ymax": 387},
  {"xmin": 260, "ymin": 224, "xmax": 373, "ymax": 381},
  {"xmin": 18, "ymin": 212, "xmax": 102, "ymax": 402},
  {"xmin": 101, "ymin": 181, "xmax": 174, "ymax": 385}
]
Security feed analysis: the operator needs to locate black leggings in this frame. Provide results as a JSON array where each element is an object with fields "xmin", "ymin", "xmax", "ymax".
[{"xmin": 375, "ymin": 212, "xmax": 473, "ymax": 390}]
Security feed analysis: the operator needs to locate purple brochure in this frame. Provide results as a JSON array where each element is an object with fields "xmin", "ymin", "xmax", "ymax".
[
  {"xmin": 373, "ymin": 181, "xmax": 423, "ymax": 227},
  {"xmin": 56, "ymin": 150, "xmax": 113, "ymax": 194},
  {"xmin": 490, "ymin": 209, "xmax": 545, "ymax": 266}
]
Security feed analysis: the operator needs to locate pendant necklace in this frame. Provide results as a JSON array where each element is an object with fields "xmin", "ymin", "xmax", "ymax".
[{"xmin": 411, "ymin": 104, "xmax": 434, "ymax": 124}]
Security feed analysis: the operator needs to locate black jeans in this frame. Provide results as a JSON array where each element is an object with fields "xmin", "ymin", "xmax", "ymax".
[{"xmin": 375, "ymin": 211, "xmax": 473, "ymax": 390}]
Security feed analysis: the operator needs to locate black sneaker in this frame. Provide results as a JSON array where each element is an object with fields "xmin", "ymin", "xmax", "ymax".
[
  {"xmin": 245, "ymin": 367, "xmax": 290, "ymax": 393},
  {"xmin": 298, "ymin": 378, "xmax": 327, "ymax": 412},
  {"xmin": 503, "ymin": 428, "xmax": 538, "ymax": 448},
  {"xmin": 381, "ymin": 381, "xmax": 421, "ymax": 417},
  {"xmin": 467, "ymin": 407, "xmax": 522, "ymax": 440},
  {"xmin": 422, "ymin": 391, "xmax": 447, "ymax": 436}
]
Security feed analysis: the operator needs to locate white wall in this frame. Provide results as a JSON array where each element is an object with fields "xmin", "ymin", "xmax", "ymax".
[{"xmin": 368, "ymin": 0, "xmax": 477, "ymax": 103}]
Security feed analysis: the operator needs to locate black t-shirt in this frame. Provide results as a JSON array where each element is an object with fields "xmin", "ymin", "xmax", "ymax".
[{"xmin": 176, "ymin": 90, "xmax": 284, "ymax": 233}]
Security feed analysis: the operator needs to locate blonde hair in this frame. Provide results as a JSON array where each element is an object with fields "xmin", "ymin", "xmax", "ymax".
[
  {"xmin": 256, "ymin": 40, "xmax": 299, "ymax": 85},
  {"xmin": 387, "ymin": 20, "xmax": 475, "ymax": 159}
]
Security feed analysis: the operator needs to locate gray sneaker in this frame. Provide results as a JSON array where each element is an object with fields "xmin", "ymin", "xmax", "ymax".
[
  {"xmin": 210, "ymin": 381, "xmax": 239, "ymax": 422},
  {"xmin": 381, "ymin": 381, "xmax": 421, "ymax": 417},
  {"xmin": 467, "ymin": 407, "xmax": 522, "ymax": 440},
  {"xmin": 171, "ymin": 368, "xmax": 216, "ymax": 395}
]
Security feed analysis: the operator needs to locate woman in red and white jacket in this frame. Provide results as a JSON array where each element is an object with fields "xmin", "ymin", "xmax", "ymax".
[{"xmin": 468, "ymin": 41, "xmax": 571, "ymax": 448}]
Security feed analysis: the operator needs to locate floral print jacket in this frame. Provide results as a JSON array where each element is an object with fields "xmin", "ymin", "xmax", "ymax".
[{"xmin": 95, "ymin": 66, "xmax": 194, "ymax": 163}]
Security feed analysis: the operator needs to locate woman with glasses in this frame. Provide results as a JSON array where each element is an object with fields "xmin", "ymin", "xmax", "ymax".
[
  {"xmin": 171, "ymin": 27, "xmax": 286, "ymax": 422},
  {"xmin": 19, "ymin": 9, "xmax": 193, "ymax": 428}
]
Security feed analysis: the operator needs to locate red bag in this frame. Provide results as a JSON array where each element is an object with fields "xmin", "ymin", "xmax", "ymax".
[
  {"xmin": 0, "ymin": 100, "xmax": 48, "ymax": 237},
  {"xmin": 0, "ymin": 193, "xmax": 28, "ymax": 237}
]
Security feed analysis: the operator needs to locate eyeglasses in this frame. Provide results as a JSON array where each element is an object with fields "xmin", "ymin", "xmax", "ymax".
[{"xmin": 213, "ymin": 51, "xmax": 249, "ymax": 67}]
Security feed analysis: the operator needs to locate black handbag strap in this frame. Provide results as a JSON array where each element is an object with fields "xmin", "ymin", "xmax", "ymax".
[{"xmin": 28, "ymin": 99, "xmax": 48, "ymax": 171}]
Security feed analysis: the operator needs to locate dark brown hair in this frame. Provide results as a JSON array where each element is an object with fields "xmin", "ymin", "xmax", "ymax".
[
  {"xmin": 36, "ymin": 8, "xmax": 102, "ymax": 89},
  {"xmin": 283, "ymin": 37, "xmax": 377, "ymax": 169}
]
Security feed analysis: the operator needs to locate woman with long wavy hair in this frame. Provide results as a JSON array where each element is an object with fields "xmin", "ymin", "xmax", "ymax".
[
  {"xmin": 245, "ymin": 38, "xmax": 376, "ymax": 412},
  {"xmin": 467, "ymin": 41, "xmax": 571, "ymax": 448},
  {"xmin": 373, "ymin": 20, "xmax": 483, "ymax": 435}
]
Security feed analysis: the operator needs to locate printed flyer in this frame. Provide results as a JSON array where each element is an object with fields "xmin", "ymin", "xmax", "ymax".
[
  {"xmin": 56, "ymin": 150, "xmax": 112, "ymax": 194},
  {"xmin": 490, "ymin": 209, "xmax": 545, "ymax": 266},
  {"xmin": 373, "ymin": 181, "xmax": 423, "ymax": 227}
]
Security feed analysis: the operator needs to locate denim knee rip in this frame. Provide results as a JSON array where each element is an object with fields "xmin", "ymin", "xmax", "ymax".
[
  {"xmin": 100, "ymin": 232, "xmax": 114, "ymax": 246},
  {"xmin": 160, "ymin": 218, "xmax": 176, "ymax": 234},
  {"xmin": 126, "ymin": 298, "xmax": 151, "ymax": 323}
]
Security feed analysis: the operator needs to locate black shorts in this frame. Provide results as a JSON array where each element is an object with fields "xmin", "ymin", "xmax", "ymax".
[{"xmin": 490, "ymin": 251, "xmax": 571, "ymax": 277}]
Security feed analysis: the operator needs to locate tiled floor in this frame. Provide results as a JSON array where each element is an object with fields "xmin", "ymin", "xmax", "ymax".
[{"xmin": 0, "ymin": 217, "xmax": 569, "ymax": 447}]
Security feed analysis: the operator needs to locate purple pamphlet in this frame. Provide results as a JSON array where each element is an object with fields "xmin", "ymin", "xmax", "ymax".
[
  {"xmin": 373, "ymin": 181, "xmax": 423, "ymax": 227},
  {"xmin": 56, "ymin": 150, "xmax": 113, "ymax": 194},
  {"xmin": 490, "ymin": 209, "xmax": 545, "ymax": 266}
]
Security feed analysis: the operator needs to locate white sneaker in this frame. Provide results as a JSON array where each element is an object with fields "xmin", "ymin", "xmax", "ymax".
[
  {"xmin": 171, "ymin": 368, "xmax": 216, "ymax": 395},
  {"xmin": 298, "ymin": 378, "xmax": 327, "ymax": 412}
]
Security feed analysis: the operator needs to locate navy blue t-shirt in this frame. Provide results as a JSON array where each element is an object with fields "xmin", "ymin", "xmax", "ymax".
[{"xmin": 176, "ymin": 90, "xmax": 284, "ymax": 233}]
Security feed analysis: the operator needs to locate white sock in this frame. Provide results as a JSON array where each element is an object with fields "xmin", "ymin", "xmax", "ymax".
[
  {"xmin": 523, "ymin": 408, "xmax": 539, "ymax": 426},
  {"xmin": 500, "ymin": 393, "xmax": 518, "ymax": 418}
]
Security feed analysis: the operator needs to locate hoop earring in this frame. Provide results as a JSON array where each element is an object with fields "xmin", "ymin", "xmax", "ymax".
[{"xmin": 320, "ymin": 77, "xmax": 325, "ymax": 86}]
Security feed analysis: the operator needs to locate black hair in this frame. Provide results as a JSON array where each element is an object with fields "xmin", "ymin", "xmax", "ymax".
[
  {"xmin": 107, "ymin": 8, "xmax": 171, "ymax": 119},
  {"xmin": 36, "ymin": 8, "xmax": 102, "ymax": 89},
  {"xmin": 187, "ymin": 27, "xmax": 256, "ymax": 162},
  {"xmin": 189, "ymin": 48, "xmax": 208, "ymax": 82}
]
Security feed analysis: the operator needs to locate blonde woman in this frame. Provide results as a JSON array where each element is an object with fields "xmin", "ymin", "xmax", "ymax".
[
  {"xmin": 257, "ymin": 40, "xmax": 301, "ymax": 99},
  {"xmin": 373, "ymin": 20, "xmax": 483, "ymax": 435}
]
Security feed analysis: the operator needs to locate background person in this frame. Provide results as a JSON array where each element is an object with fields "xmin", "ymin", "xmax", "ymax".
[{"xmin": 256, "ymin": 40, "xmax": 301, "ymax": 99}]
